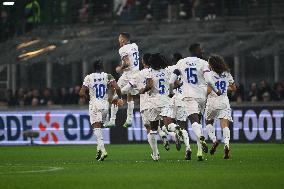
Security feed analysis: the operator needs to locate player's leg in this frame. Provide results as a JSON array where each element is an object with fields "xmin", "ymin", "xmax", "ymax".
[
  {"xmin": 142, "ymin": 111, "xmax": 152, "ymax": 149},
  {"xmin": 157, "ymin": 122, "xmax": 170, "ymax": 151},
  {"xmin": 105, "ymin": 103, "xmax": 118, "ymax": 127},
  {"xmin": 148, "ymin": 120, "xmax": 160, "ymax": 161},
  {"xmin": 177, "ymin": 119, "xmax": 192, "ymax": 160},
  {"xmin": 188, "ymin": 113, "xmax": 206, "ymax": 161},
  {"xmin": 92, "ymin": 109, "xmax": 108, "ymax": 161},
  {"xmin": 92, "ymin": 122, "xmax": 107, "ymax": 161},
  {"xmin": 164, "ymin": 116, "xmax": 183, "ymax": 149},
  {"xmin": 221, "ymin": 118, "xmax": 230, "ymax": 159},
  {"xmin": 123, "ymin": 93, "xmax": 135, "ymax": 128},
  {"xmin": 206, "ymin": 119, "xmax": 219, "ymax": 155}
]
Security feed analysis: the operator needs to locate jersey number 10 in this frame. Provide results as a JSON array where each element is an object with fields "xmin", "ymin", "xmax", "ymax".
[{"xmin": 94, "ymin": 84, "xmax": 106, "ymax": 98}]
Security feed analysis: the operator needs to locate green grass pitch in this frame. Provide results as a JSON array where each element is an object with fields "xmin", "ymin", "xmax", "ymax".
[{"xmin": 0, "ymin": 143, "xmax": 283, "ymax": 189}]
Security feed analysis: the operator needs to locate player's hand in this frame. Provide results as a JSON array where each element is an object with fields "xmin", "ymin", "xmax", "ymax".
[
  {"xmin": 168, "ymin": 93, "xmax": 175, "ymax": 98},
  {"xmin": 116, "ymin": 66, "xmax": 122, "ymax": 73},
  {"xmin": 111, "ymin": 98, "xmax": 124, "ymax": 107},
  {"xmin": 116, "ymin": 99, "xmax": 124, "ymax": 107},
  {"xmin": 216, "ymin": 90, "xmax": 222, "ymax": 96},
  {"xmin": 139, "ymin": 88, "xmax": 145, "ymax": 94}
]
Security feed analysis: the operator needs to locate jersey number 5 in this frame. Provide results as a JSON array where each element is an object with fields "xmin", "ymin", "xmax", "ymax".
[
  {"xmin": 185, "ymin": 67, "xmax": 198, "ymax": 84},
  {"xmin": 159, "ymin": 79, "xmax": 165, "ymax": 94}
]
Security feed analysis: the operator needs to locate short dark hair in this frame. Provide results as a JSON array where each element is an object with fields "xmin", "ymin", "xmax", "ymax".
[
  {"xmin": 189, "ymin": 43, "xmax": 200, "ymax": 54},
  {"xmin": 119, "ymin": 32, "xmax": 130, "ymax": 40},
  {"xmin": 149, "ymin": 53, "xmax": 169, "ymax": 70},
  {"xmin": 143, "ymin": 53, "xmax": 151, "ymax": 66},
  {"xmin": 172, "ymin": 53, "xmax": 183, "ymax": 64},
  {"xmin": 93, "ymin": 58, "xmax": 103, "ymax": 72},
  {"xmin": 208, "ymin": 55, "xmax": 229, "ymax": 75}
]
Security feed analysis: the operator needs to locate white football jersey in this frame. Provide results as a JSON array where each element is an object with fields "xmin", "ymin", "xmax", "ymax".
[
  {"xmin": 83, "ymin": 72, "xmax": 114, "ymax": 104},
  {"xmin": 174, "ymin": 57, "xmax": 210, "ymax": 99},
  {"xmin": 167, "ymin": 65, "xmax": 183, "ymax": 105},
  {"xmin": 147, "ymin": 68, "xmax": 172, "ymax": 108},
  {"xmin": 208, "ymin": 71, "xmax": 234, "ymax": 98},
  {"xmin": 119, "ymin": 43, "xmax": 139, "ymax": 71},
  {"xmin": 130, "ymin": 68, "xmax": 151, "ymax": 111}
]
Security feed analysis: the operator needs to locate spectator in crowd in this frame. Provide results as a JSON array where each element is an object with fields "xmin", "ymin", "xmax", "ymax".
[
  {"xmin": 24, "ymin": 89, "xmax": 33, "ymax": 105},
  {"xmin": 16, "ymin": 88, "xmax": 25, "ymax": 106},
  {"xmin": 230, "ymin": 83, "xmax": 245, "ymax": 103},
  {"xmin": 178, "ymin": 0, "xmax": 196, "ymax": 19},
  {"xmin": 271, "ymin": 82, "xmax": 284, "ymax": 101},
  {"xmin": 79, "ymin": 0, "xmax": 90, "ymax": 22},
  {"xmin": 69, "ymin": 85, "xmax": 81, "ymax": 104},
  {"xmin": 258, "ymin": 80, "xmax": 271, "ymax": 101},
  {"xmin": 24, "ymin": 0, "xmax": 41, "ymax": 32},
  {"xmin": 57, "ymin": 87, "xmax": 71, "ymax": 105},
  {"xmin": 4, "ymin": 89, "xmax": 18, "ymax": 106},
  {"xmin": 262, "ymin": 92, "xmax": 271, "ymax": 102},
  {"xmin": 203, "ymin": 0, "xmax": 217, "ymax": 20},
  {"xmin": 40, "ymin": 88, "xmax": 54, "ymax": 105},
  {"xmin": 31, "ymin": 97, "xmax": 39, "ymax": 107},
  {"xmin": 248, "ymin": 82, "xmax": 259, "ymax": 102}
]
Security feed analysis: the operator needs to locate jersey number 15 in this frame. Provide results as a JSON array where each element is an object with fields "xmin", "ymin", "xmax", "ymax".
[{"xmin": 185, "ymin": 67, "xmax": 198, "ymax": 84}]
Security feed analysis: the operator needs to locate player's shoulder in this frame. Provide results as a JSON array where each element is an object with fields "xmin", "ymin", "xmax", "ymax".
[
  {"xmin": 140, "ymin": 67, "xmax": 150, "ymax": 74},
  {"xmin": 131, "ymin": 43, "xmax": 138, "ymax": 49}
]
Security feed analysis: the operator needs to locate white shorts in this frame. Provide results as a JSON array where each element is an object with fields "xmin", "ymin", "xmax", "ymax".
[
  {"xmin": 118, "ymin": 71, "xmax": 139, "ymax": 95},
  {"xmin": 183, "ymin": 97, "xmax": 206, "ymax": 116},
  {"xmin": 141, "ymin": 110, "xmax": 150, "ymax": 126},
  {"xmin": 143, "ymin": 106, "xmax": 173, "ymax": 122},
  {"xmin": 205, "ymin": 97, "xmax": 233, "ymax": 122},
  {"xmin": 89, "ymin": 101, "xmax": 109, "ymax": 125},
  {"xmin": 172, "ymin": 106, "xmax": 188, "ymax": 121}
]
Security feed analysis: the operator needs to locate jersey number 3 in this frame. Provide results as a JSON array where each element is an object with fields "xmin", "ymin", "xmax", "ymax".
[{"xmin": 133, "ymin": 52, "xmax": 139, "ymax": 66}]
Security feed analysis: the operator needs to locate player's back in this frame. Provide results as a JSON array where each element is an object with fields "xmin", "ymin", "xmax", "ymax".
[
  {"xmin": 148, "ymin": 68, "xmax": 171, "ymax": 108},
  {"xmin": 119, "ymin": 43, "xmax": 139, "ymax": 71},
  {"xmin": 175, "ymin": 57, "xmax": 209, "ymax": 99},
  {"xmin": 208, "ymin": 71, "xmax": 234, "ymax": 100},
  {"xmin": 85, "ymin": 72, "xmax": 109, "ymax": 103}
]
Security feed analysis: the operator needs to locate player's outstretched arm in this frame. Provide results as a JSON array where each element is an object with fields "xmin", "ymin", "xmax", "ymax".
[
  {"xmin": 169, "ymin": 69, "xmax": 180, "ymax": 97},
  {"xmin": 204, "ymin": 71, "xmax": 221, "ymax": 96},
  {"xmin": 139, "ymin": 78, "xmax": 153, "ymax": 94},
  {"xmin": 79, "ymin": 85, "xmax": 88, "ymax": 99},
  {"xmin": 228, "ymin": 82, "xmax": 237, "ymax": 92}
]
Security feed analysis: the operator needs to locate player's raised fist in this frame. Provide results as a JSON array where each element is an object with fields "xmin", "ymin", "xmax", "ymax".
[
  {"xmin": 116, "ymin": 99, "xmax": 124, "ymax": 107},
  {"xmin": 116, "ymin": 66, "xmax": 122, "ymax": 73}
]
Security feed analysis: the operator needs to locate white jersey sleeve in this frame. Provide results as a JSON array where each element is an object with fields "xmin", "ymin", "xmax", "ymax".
[
  {"xmin": 83, "ymin": 75, "xmax": 91, "ymax": 88},
  {"xmin": 227, "ymin": 73, "xmax": 234, "ymax": 84},
  {"xmin": 118, "ymin": 43, "xmax": 139, "ymax": 71}
]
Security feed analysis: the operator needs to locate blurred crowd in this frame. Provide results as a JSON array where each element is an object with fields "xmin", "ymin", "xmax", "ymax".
[
  {"xmin": 1, "ymin": 0, "xmax": 262, "ymax": 41},
  {"xmin": 0, "ymin": 80, "xmax": 283, "ymax": 107},
  {"xmin": 0, "ymin": 86, "xmax": 87, "ymax": 107},
  {"xmin": 228, "ymin": 81, "xmax": 284, "ymax": 103}
]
